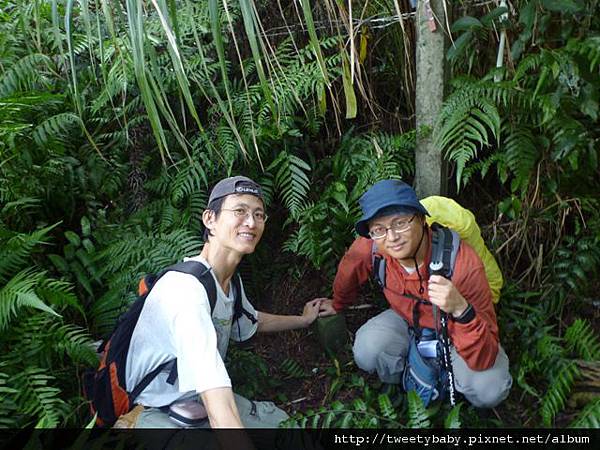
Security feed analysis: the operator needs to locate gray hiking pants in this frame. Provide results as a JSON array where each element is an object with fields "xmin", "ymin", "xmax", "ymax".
[
  {"xmin": 352, "ymin": 309, "xmax": 512, "ymax": 408},
  {"xmin": 135, "ymin": 393, "xmax": 288, "ymax": 428}
]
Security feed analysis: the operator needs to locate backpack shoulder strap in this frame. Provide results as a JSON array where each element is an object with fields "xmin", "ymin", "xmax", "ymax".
[
  {"xmin": 371, "ymin": 241, "xmax": 386, "ymax": 289},
  {"xmin": 162, "ymin": 261, "xmax": 218, "ymax": 314},
  {"xmin": 232, "ymin": 273, "xmax": 257, "ymax": 324},
  {"xmin": 131, "ymin": 261, "xmax": 219, "ymax": 393},
  {"xmin": 428, "ymin": 224, "xmax": 460, "ymax": 279}
]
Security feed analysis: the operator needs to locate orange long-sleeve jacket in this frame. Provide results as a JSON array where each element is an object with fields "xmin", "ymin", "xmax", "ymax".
[{"xmin": 332, "ymin": 232, "xmax": 499, "ymax": 371}]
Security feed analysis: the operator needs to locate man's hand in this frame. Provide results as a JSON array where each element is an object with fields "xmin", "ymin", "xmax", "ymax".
[
  {"xmin": 428, "ymin": 275, "xmax": 469, "ymax": 317},
  {"xmin": 316, "ymin": 298, "xmax": 337, "ymax": 317},
  {"xmin": 301, "ymin": 298, "xmax": 322, "ymax": 326}
]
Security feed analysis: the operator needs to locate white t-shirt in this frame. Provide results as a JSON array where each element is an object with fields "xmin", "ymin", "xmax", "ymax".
[{"xmin": 125, "ymin": 255, "xmax": 258, "ymax": 407}]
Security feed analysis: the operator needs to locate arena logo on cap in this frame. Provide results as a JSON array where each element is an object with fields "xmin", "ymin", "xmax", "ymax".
[{"xmin": 235, "ymin": 186, "xmax": 259, "ymax": 195}]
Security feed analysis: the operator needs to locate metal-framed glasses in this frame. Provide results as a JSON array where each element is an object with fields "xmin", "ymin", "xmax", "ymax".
[
  {"xmin": 368, "ymin": 215, "xmax": 416, "ymax": 240},
  {"xmin": 222, "ymin": 207, "xmax": 268, "ymax": 223}
]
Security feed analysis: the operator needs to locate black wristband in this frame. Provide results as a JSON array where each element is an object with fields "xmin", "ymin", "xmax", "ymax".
[{"xmin": 451, "ymin": 303, "xmax": 476, "ymax": 324}]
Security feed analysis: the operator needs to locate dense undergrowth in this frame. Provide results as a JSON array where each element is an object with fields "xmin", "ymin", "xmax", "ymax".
[{"xmin": 0, "ymin": 0, "xmax": 599, "ymax": 429}]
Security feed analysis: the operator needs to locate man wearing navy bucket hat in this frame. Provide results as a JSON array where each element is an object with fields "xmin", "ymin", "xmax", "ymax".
[{"xmin": 317, "ymin": 180, "xmax": 512, "ymax": 408}]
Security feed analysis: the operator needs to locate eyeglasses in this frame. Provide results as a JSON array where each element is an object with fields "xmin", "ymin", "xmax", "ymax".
[
  {"xmin": 369, "ymin": 215, "xmax": 416, "ymax": 240},
  {"xmin": 222, "ymin": 207, "xmax": 268, "ymax": 223}
]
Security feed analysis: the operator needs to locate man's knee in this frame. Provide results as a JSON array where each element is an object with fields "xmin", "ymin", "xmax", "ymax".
[
  {"xmin": 464, "ymin": 373, "xmax": 512, "ymax": 408},
  {"xmin": 453, "ymin": 346, "xmax": 512, "ymax": 408},
  {"xmin": 353, "ymin": 310, "xmax": 409, "ymax": 373},
  {"xmin": 352, "ymin": 336, "xmax": 379, "ymax": 372}
]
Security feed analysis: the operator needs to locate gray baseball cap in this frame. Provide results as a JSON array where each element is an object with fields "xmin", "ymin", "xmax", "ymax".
[{"xmin": 207, "ymin": 176, "xmax": 263, "ymax": 204}]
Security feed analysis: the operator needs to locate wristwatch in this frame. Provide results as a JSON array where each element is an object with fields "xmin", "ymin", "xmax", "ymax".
[{"xmin": 451, "ymin": 303, "xmax": 475, "ymax": 324}]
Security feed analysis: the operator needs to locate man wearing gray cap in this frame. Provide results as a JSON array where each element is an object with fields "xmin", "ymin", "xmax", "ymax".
[{"xmin": 126, "ymin": 176, "xmax": 321, "ymax": 429}]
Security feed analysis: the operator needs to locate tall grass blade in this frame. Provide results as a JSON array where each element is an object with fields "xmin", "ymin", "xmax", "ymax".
[
  {"xmin": 150, "ymin": 0, "xmax": 205, "ymax": 135},
  {"xmin": 65, "ymin": 0, "xmax": 82, "ymax": 115},
  {"xmin": 125, "ymin": 0, "xmax": 170, "ymax": 164},
  {"xmin": 209, "ymin": 0, "xmax": 233, "ymax": 114},
  {"xmin": 300, "ymin": 0, "xmax": 330, "ymax": 85},
  {"xmin": 239, "ymin": 0, "xmax": 274, "ymax": 111}
]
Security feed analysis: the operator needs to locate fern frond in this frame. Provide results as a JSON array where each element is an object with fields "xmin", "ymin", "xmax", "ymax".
[
  {"xmin": 0, "ymin": 269, "xmax": 60, "ymax": 331},
  {"xmin": 36, "ymin": 277, "xmax": 83, "ymax": 315},
  {"xmin": 0, "ymin": 54, "xmax": 53, "ymax": 97},
  {"xmin": 435, "ymin": 89, "xmax": 500, "ymax": 189},
  {"xmin": 570, "ymin": 36, "xmax": 600, "ymax": 71},
  {"xmin": 52, "ymin": 323, "xmax": 98, "ymax": 366},
  {"xmin": 564, "ymin": 319, "xmax": 600, "ymax": 361},
  {"xmin": 406, "ymin": 390, "xmax": 431, "ymax": 428},
  {"xmin": 502, "ymin": 123, "xmax": 538, "ymax": 192},
  {"xmin": 444, "ymin": 402, "xmax": 463, "ymax": 428},
  {"xmin": 32, "ymin": 112, "xmax": 83, "ymax": 147},
  {"xmin": 540, "ymin": 361, "xmax": 580, "ymax": 426},
  {"xmin": 569, "ymin": 398, "xmax": 600, "ymax": 428},
  {"xmin": 0, "ymin": 365, "xmax": 18, "ymax": 428},
  {"xmin": 378, "ymin": 393, "xmax": 397, "ymax": 420},
  {"xmin": 170, "ymin": 158, "xmax": 209, "ymax": 206},
  {"xmin": 280, "ymin": 358, "xmax": 305, "ymax": 379},
  {"xmin": 0, "ymin": 224, "xmax": 56, "ymax": 284},
  {"xmin": 268, "ymin": 151, "xmax": 311, "ymax": 217},
  {"xmin": 14, "ymin": 367, "xmax": 69, "ymax": 427}
]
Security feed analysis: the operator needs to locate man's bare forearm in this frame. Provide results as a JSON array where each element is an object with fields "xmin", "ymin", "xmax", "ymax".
[{"xmin": 256, "ymin": 311, "xmax": 309, "ymax": 333}]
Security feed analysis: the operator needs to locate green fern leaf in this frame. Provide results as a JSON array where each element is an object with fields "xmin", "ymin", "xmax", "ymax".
[
  {"xmin": 268, "ymin": 151, "xmax": 311, "ymax": 217},
  {"xmin": 14, "ymin": 367, "xmax": 69, "ymax": 427},
  {"xmin": 564, "ymin": 319, "xmax": 600, "ymax": 361},
  {"xmin": 0, "ymin": 224, "xmax": 57, "ymax": 284},
  {"xmin": 170, "ymin": 158, "xmax": 209, "ymax": 206},
  {"xmin": 406, "ymin": 390, "xmax": 431, "ymax": 428},
  {"xmin": 0, "ymin": 54, "xmax": 53, "ymax": 97},
  {"xmin": 280, "ymin": 358, "xmax": 305, "ymax": 379},
  {"xmin": 502, "ymin": 123, "xmax": 538, "ymax": 192},
  {"xmin": 0, "ymin": 269, "xmax": 60, "ymax": 331},
  {"xmin": 569, "ymin": 398, "xmax": 600, "ymax": 428},
  {"xmin": 444, "ymin": 403, "xmax": 463, "ymax": 428},
  {"xmin": 436, "ymin": 85, "xmax": 501, "ymax": 190},
  {"xmin": 540, "ymin": 361, "xmax": 580, "ymax": 426},
  {"xmin": 32, "ymin": 112, "xmax": 83, "ymax": 147},
  {"xmin": 378, "ymin": 393, "xmax": 397, "ymax": 420}
]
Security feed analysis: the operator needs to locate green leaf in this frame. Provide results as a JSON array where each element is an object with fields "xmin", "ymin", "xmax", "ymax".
[
  {"xmin": 81, "ymin": 216, "xmax": 91, "ymax": 237},
  {"xmin": 81, "ymin": 239, "xmax": 95, "ymax": 254},
  {"xmin": 64, "ymin": 231, "xmax": 81, "ymax": 247},
  {"xmin": 451, "ymin": 16, "xmax": 483, "ymax": 33},
  {"xmin": 406, "ymin": 390, "xmax": 431, "ymax": 428},
  {"xmin": 300, "ymin": 0, "xmax": 330, "ymax": 85},
  {"xmin": 447, "ymin": 32, "xmax": 473, "ymax": 62},
  {"xmin": 341, "ymin": 51, "xmax": 357, "ymax": 119},
  {"xmin": 444, "ymin": 403, "xmax": 462, "ymax": 428},
  {"xmin": 542, "ymin": 0, "xmax": 583, "ymax": 13},
  {"xmin": 48, "ymin": 254, "xmax": 69, "ymax": 273}
]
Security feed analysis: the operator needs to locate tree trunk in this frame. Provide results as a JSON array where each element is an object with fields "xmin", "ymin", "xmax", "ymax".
[{"xmin": 414, "ymin": 0, "xmax": 448, "ymax": 198}]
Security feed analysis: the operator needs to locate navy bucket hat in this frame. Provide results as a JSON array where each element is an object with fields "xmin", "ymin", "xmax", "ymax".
[{"xmin": 355, "ymin": 180, "xmax": 429, "ymax": 238}]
